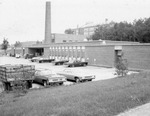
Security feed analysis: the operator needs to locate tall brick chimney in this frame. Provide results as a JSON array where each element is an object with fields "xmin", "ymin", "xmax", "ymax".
[{"xmin": 44, "ymin": 1, "xmax": 51, "ymax": 44}]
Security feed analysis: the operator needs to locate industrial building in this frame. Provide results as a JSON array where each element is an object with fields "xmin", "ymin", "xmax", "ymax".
[{"xmin": 11, "ymin": 1, "xmax": 150, "ymax": 71}]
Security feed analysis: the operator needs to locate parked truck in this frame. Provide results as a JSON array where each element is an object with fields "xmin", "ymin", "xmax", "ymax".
[{"xmin": 0, "ymin": 64, "xmax": 35, "ymax": 91}]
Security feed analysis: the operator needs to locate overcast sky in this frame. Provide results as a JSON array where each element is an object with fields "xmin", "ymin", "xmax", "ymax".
[{"xmin": 0, "ymin": 0, "xmax": 150, "ymax": 44}]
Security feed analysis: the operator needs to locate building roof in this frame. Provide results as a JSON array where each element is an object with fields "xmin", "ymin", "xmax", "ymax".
[{"xmin": 25, "ymin": 40, "xmax": 150, "ymax": 49}]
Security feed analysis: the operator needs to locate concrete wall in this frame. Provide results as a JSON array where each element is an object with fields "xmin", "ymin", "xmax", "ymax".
[
  {"xmin": 44, "ymin": 47, "xmax": 50, "ymax": 57},
  {"xmin": 43, "ymin": 44, "xmax": 150, "ymax": 70},
  {"xmin": 46, "ymin": 46, "xmax": 85, "ymax": 60},
  {"xmin": 85, "ymin": 46, "xmax": 114, "ymax": 67},
  {"xmin": 13, "ymin": 40, "xmax": 150, "ymax": 71},
  {"xmin": 38, "ymin": 43, "xmax": 150, "ymax": 70},
  {"xmin": 10, "ymin": 48, "xmax": 24, "ymax": 56},
  {"xmin": 45, "ymin": 44, "xmax": 115, "ymax": 67},
  {"xmin": 123, "ymin": 45, "xmax": 150, "ymax": 70}
]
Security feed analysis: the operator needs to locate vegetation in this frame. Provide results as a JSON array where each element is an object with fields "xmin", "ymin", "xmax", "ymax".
[
  {"xmin": 1, "ymin": 38, "xmax": 9, "ymax": 55},
  {"xmin": 14, "ymin": 41, "xmax": 22, "ymax": 48},
  {"xmin": 1, "ymin": 71, "xmax": 150, "ymax": 116},
  {"xmin": 36, "ymin": 40, "xmax": 42, "ymax": 44},
  {"xmin": 64, "ymin": 28, "xmax": 74, "ymax": 34},
  {"xmin": 115, "ymin": 58, "xmax": 128, "ymax": 77},
  {"xmin": 92, "ymin": 17, "xmax": 150, "ymax": 43}
]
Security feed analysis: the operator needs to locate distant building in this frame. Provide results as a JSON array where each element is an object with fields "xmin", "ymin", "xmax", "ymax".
[
  {"xmin": 51, "ymin": 33, "xmax": 86, "ymax": 43},
  {"xmin": 12, "ymin": 41, "xmax": 37, "ymax": 48},
  {"xmin": 70, "ymin": 22, "xmax": 115, "ymax": 39},
  {"xmin": 71, "ymin": 24, "xmax": 99, "ymax": 38}
]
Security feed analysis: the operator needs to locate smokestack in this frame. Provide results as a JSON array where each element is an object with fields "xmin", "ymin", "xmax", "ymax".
[{"xmin": 44, "ymin": 1, "xmax": 51, "ymax": 44}]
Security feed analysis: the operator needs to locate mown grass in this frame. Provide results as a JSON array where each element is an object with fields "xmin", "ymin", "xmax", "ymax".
[{"xmin": 1, "ymin": 71, "xmax": 150, "ymax": 116}]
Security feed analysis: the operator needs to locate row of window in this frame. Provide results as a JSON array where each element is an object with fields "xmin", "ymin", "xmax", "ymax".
[
  {"xmin": 72, "ymin": 26, "xmax": 98, "ymax": 36},
  {"xmin": 49, "ymin": 46, "xmax": 85, "ymax": 50},
  {"xmin": 62, "ymin": 40, "xmax": 79, "ymax": 43},
  {"xmin": 49, "ymin": 56, "xmax": 86, "ymax": 62}
]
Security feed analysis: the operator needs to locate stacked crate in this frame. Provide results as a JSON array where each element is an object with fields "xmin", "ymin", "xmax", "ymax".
[{"xmin": 0, "ymin": 64, "xmax": 35, "ymax": 91}]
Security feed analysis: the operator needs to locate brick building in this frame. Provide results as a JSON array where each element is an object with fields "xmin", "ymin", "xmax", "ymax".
[
  {"xmin": 10, "ymin": 1, "xmax": 150, "ymax": 71},
  {"xmin": 23, "ymin": 40, "xmax": 150, "ymax": 71},
  {"xmin": 71, "ymin": 25, "xmax": 99, "ymax": 38},
  {"xmin": 51, "ymin": 33, "xmax": 86, "ymax": 43}
]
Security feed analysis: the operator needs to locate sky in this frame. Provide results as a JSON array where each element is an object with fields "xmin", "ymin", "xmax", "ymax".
[{"xmin": 0, "ymin": 0, "xmax": 150, "ymax": 44}]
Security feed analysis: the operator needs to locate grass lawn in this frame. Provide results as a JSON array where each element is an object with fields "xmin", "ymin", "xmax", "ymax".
[{"xmin": 1, "ymin": 71, "xmax": 150, "ymax": 116}]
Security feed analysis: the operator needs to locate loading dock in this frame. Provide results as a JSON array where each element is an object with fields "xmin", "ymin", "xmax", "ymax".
[{"xmin": 27, "ymin": 47, "xmax": 44, "ymax": 57}]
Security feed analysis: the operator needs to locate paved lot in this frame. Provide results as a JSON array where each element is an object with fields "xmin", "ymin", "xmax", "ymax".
[
  {"xmin": 1, "ymin": 56, "xmax": 147, "ymax": 116},
  {"xmin": 0, "ymin": 56, "xmax": 117, "ymax": 90}
]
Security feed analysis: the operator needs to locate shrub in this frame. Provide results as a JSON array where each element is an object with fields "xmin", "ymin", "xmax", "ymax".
[{"xmin": 115, "ymin": 58, "xmax": 128, "ymax": 77}]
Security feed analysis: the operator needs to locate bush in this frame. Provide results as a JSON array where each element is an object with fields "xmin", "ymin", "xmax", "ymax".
[{"xmin": 115, "ymin": 58, "xmax": 128, "ymax": 77}]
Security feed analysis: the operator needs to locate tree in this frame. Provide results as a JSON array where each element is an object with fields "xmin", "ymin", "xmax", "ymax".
[
  {"xmin": 36, "ymin": 40, "xmax": 42, "ymax": 44},
  {"xmin": 91, "ymin": 17, "xmax": 150, "ymax": 43},
  {"xmin": 14, "ymin": 41, "xmax": 22, "ymax": 48},
  {"xmin": 64, "ymin": 28, "xmax": 74, "ymax": 34},
  {"xmin": 92, "ymin": 25, "xmax": 104, "ymax": 40},
  {"xmin": 1, "ymin": 38, "xmax": 9, "ymax": 55}
]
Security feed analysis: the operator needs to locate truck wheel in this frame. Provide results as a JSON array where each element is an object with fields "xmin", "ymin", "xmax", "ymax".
[
  {"xmin": 29, "ymin": 81, "xmax": 32, "ymax": 88},
  {"xmin": 26, "ymin": 81, "xmax": 32, "ymax": 89},
  {"xmin": 75, "ymin": 77, "xmax": 80, "ymax": 83},
  {"xmin": 83, "ymin": 64, "xmax": 86, "ymax": 66},
  {"xmin": 43, "ymin": 81, "xmax": 47, "ymax": 87},
  {"xmin": 59, "ymin": 82, "xmax": 63, "ymax": 85},
  {"xmin": 4, "ymin": 82, "xmax": 11, "ymax": 91}
]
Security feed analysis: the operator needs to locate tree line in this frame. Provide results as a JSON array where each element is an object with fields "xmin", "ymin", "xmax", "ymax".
[
  {"xmin": 91, "ymin": 17, "xmax": 150, "ymax": 43},
  {"xmin": 0, "ymin": 39, "xmax": 23, "ymax": 55},
  {"xmin": 0, "ymin": 38, "xmax": 9, "ymax": 55}
]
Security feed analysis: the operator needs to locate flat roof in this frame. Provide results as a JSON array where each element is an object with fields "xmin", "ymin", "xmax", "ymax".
[{"xmin": 26, "ymin": 40, "xmax": 150, "ymax": 48}]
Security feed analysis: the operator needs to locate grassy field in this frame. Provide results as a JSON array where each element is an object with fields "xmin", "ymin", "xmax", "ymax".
[{"xmin": 1, "ymin": 71, "xmax": 150, "ymax": 116}]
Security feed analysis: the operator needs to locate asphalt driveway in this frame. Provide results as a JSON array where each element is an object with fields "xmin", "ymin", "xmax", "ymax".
[{"xmin": 0, "ymin": 56, "xmax": 117, "ymax": 90}]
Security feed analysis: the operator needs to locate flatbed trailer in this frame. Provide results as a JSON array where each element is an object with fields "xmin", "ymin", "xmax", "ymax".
[{"xmin": 0, "ymin": 64, "xmax": 35, "ymax": 91}]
